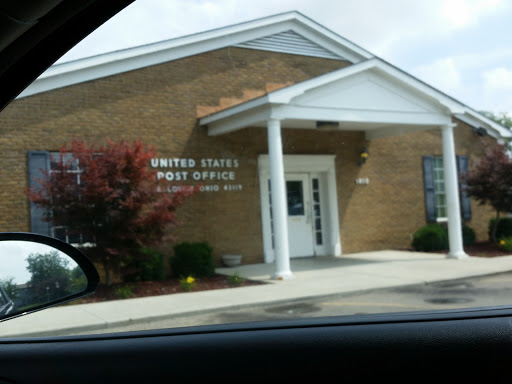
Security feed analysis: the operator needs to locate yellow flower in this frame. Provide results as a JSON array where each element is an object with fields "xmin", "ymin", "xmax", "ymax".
[
  {"xmin": 500, "ymin": 240, "xmax": 506, "ymax": 245},
  {"xmin": 361, "ymin": 152, "xmax": 368, "ymax": 158},
  {"xmin": 186, "ymin": 276, "xmax": 195, "ymax": 284}
]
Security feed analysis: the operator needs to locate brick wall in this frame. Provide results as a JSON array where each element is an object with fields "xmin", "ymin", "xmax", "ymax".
[
  {"xmin": 0, "ymin": 47, "xmax": 349, "ymax": 264},
  {"xmin": 338, "ymin": 123, "xmax": 495, "ymax": 254},
  {"xmin": 0, "ymin": 46, "xmax": 498, "ymax": 265}
]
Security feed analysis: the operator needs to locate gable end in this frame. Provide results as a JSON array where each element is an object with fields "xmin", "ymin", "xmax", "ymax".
[{"xmin": 235, "ymin": 30, "xmax": 345, "ymax": 60}]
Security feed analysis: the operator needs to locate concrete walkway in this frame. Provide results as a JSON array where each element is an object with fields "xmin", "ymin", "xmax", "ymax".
[{"xmin": 3, "ymin": 250, "xmax": 512, "ymax": 337}]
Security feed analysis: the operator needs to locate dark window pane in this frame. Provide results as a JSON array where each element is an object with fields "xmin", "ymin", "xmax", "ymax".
[
  {"xmin": 312, "ymin": 178, "xmax": 319, "ymax": 190},
  {"xmin": 316, "ymin": 232, "xmax": 323, "ymax": 245},
  {"xmin": 314, "ymin": 204, "xmax": 321, "ymax": 217},
  {"xmin": 286, "ymin": 181, "xmax": 304, "ymax": 216},
  {"xmin": 53, "ymin": 227, "xmax": 67, "ymax": 242},
  {"xmin": 68, "ymin": 232, "xmax": 81, "ymax": 244},
  {"xmin": 315, "ymin": 218, "xmax": 322, "ymax": 230}
]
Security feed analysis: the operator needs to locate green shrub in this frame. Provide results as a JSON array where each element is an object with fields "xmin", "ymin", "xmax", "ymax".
[
  {"xmin": 412, "ymin": 223, "xmax": 476, "ymax": 252},
  {"xmin": 179, "ymin": 276, "xmax": 197, "ymax": 292},
  {"xmin": 227, "ymin": 272, "xmax": 244, "ymax": 286},
  {"xmin": 489, "ymin": 218, "xmax": 512, "ymax": 242},
  {"xmin": 138, "ymin": 248, "xmax": 165, "ymax": 281},
  {"xmin": 115, "ymin": 285, "xmax": 134, "ymax": 299},
  {"xmin": 412, "ymin": 224, "xmax": 448, "ymax": 252},
  {"xmin": 462, "ymin": 224, "xmax": 476, "ymax": 246},
  {"xmin": 170, "ymin": 242, "xmax": 215, "ymax": 277},
  {"xmin": 499, "ymin": 237, "xmax": 512, "ymax": 253},
  {"xmin": 124, "ymin": 248, "xmax": 165, "ymax": 282}
]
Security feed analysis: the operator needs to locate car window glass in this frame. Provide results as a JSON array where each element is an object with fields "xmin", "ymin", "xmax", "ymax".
[{"xmin": 1, "ymin": 1, "xmax": 512, "ymax": 338}]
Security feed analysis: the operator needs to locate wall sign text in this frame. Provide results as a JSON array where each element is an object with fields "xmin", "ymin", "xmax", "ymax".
[{"xmin": 151, "ymin": 157, "xmax": 242, "ymax": 192}]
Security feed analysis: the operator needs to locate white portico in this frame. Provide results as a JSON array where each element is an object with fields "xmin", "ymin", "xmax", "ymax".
[{"xmin": 200, "ymin": 57, "xmax": 511, "ymax": 280}]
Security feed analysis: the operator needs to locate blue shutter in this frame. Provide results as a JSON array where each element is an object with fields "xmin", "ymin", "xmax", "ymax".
[
  {"xmin": 28, "ymin": 151, "xmax": 51, "ymax": 236},
  {"xmin": 457, "ymin": 155, "xmax": 472, "ymax": 221},
  {"xmin": 423, "ymin": 156, "xmax": 436, "ymax": 222}
]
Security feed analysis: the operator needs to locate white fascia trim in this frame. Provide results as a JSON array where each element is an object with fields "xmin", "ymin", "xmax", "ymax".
[
  {"xmin": 273, "ymin": 105, "xmax": 452, "ymax": 126},
  {"xmin": 201, "ymin": 95, "xmax": 271, "ymax": 126},
  {"xmin": 18, "ymin": 11, "xmax": 372, "ymax": 99},
  {"xmin": 200, "ymin": 62, "xmax": 379, "ymax": 127},
  {"xmin": 207, "ymin": 105, "xmax": 272, "ymax": 136},
  {"xmin": 200, "ymin": 58, "xmax": 467, "ymax": 127},
  {"xmin": 454, "ymin": 110, "xmax": 512, "ymax": 139},
  {"xmin": 268, "ymin": 59, "xmax": 377, "ymax": 103},
  {"xmin": 268, "ymin": 59, "xmax": 466, "ymax": 115},
  {"xmin": 258, "ymin": 154, "xmax": 336, "ymax": 173}
]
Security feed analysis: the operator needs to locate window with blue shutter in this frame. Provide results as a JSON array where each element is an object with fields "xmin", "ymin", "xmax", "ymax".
[
  {"xmin": 457, "ymin": 155, "xmax": 472, "ymax": 221},
  {"xmin": 422, "ymin": 155, "xmax": 471, "ymax": 223},
  {"xmin": 28, "ymin": 151, "xmax": 90, "ymax": 244},
  {"xmin": 28, "ymin": 151, "xmax": 51, "ymax": 236}
]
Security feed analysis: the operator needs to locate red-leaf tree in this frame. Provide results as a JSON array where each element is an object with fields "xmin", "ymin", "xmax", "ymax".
[
  {"xmin": 464, "ymin": 144, "xmax": 512, "ymax": 242},
  {"xmin": 27, "ymin": 139, "xmax": 194, "ymax": 285}
]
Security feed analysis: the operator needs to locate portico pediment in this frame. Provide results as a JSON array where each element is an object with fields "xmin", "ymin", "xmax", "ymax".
[
  {"xmin": 290, "ymin": 72, "xmax": 442, "ymax": 115},
  {"xmin": 202, "ymin": 58, "xmax": 510, "ymax": 140}
]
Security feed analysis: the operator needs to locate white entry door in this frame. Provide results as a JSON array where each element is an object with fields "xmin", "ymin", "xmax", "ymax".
[{"xmin": 285, "ymin": 174, "xmax": 314, "ymax": 257}]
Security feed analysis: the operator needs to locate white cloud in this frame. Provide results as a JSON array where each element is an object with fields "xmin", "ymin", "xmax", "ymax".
[
  {"xmin": 441, "ymin": 0, "xmax": 504, "ymax": 29},
  {"xmin": 482, "ymin": 67, "xmax": 512, "ymax": 114},
  {"xmin": 58, "ymin": 0, "xmax": 509, "ymax": 63},
  {"xmin": 53, "ymin": 0, "xmax": 512, "ymax": 116},
  {"xmin": 413, "ymin": 58, "xmax": 463, "ymax": 95}
]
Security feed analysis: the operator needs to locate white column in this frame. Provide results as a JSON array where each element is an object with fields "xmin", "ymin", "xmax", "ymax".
[
  {"xmin": 267, "ymin": 119, "xmax": 294, "ymax": 279},
  {"xmin": 327, "ymin": 166, "xmax": 342, "ymax": 256},
  {"xmin": 441, "ymin": 124, "xmax": 468, "ymax": 259}
]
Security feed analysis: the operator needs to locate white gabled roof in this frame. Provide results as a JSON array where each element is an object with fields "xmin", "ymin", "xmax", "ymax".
[
  {"xmin": 16, "ymin": 11, "xmax": 510, "ymax": 140},
  {"xmin": 18, "ymin": 11, "xmax": 373, "ymax": 99},
  {"xmin": 201, "ymin": 58, "xmax": 512, "ymax": 140}
]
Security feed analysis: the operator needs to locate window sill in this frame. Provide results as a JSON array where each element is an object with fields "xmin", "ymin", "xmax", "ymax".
[{"xmin": 70, "ymin": 242, "xmax": 96, "ymax": 248}]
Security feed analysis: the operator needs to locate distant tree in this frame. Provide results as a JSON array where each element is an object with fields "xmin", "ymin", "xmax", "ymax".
[
  {"xmin": 481, "ymin": 111, "xmax": 512, "ymax": 129},
  {"xmin": 26, "ymin": 251, "xmax": 72, "ymax": 303},
  {"xmin": 27, "ymin": 140, "xmax": 194, "ymax": 286},
  {"xmin": 464, "ymin": 144, "xmax": 512, "ymax": 242},
  {"xmin": 70, "ymin": 266, "xmax": 87, "ymax": 293},
  {"xmin": 0, "ymin": 277, "xmax": 19, "ymax": 302}
]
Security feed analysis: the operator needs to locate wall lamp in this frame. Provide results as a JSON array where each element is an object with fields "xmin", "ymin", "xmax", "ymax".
[
  {"xmin": 358, "ymin": 147, "xmax": 369, "ymax": 166},
  {"xmin": 316, "ymin": 121, "xmax": 339, "ymax": 130},
  {"xmin": 473, "ymin": 126, "xmax": 487, "ymax": 137}
]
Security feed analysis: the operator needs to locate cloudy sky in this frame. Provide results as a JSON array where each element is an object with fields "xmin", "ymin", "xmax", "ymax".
[{"xmin": 58, "ymin": 0, "xmax": 512, "ymax": 115}]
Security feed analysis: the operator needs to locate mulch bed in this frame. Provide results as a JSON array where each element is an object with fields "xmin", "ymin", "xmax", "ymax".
[
  {"xmin": 77, "ymin": 242, "xmax": 508, "ymax": 304},
  {"xmin": 77, "ymin": 274, "xmax": 264, "ymax": 303},
  {"xmin": 456, "ymin": 241, "xmax": 510, "ymax": 258},
  {"xmin": 406, "ymin": 241, "xmax": 510, "ymax": 258}
]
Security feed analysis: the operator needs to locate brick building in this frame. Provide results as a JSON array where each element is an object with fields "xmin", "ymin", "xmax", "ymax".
[{"xmin": 1, "ymin": 12, "xmax": 509, "ymax": 278}]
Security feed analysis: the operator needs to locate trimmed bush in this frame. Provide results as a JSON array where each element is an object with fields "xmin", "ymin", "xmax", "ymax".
[
  {"xmin": 124, "ymin": 248, "xmax": 165, "ymax": 282},
  {"xmin": 499, "ymin": 237, "xmax": 512, "ymax": 253},
  {"xmin": 489, "ymin": 218, "xmax": 512, "ymax": 242},
  {"xmin": 138, "ymin": 248, "xmax": 165, "ymax": 281},
  {"xmin": 462, "ymin": 224, "xmax": 476, "ymax": 246},
  {"xmin": 170, "ymin": 242, "xmax": 215, "ymax": 277},
  {"xmin": 412, "ymin": 223, "xmax": 476, "ymax": 251},
  {"xmin": 412, "ymin": 224, "xmax": 448, "ymax": 252}
]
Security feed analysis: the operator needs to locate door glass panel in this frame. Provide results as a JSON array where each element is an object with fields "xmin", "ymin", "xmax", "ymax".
[
  {"xmin": 286, "ymin": 181, "xmax": 304, "ymax": 216},
  {"xmin": 268, "ymin": 180, "xmax": 274, "ymax": 249},
  {"xmin": 312, "ymin": 177, "xmax": 323, "ymax": 245}
]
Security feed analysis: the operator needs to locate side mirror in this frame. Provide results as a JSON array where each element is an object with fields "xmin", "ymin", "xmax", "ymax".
[{"xmin": 0, "ymin": 232, "xmax": 99, "ymax": 322}]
